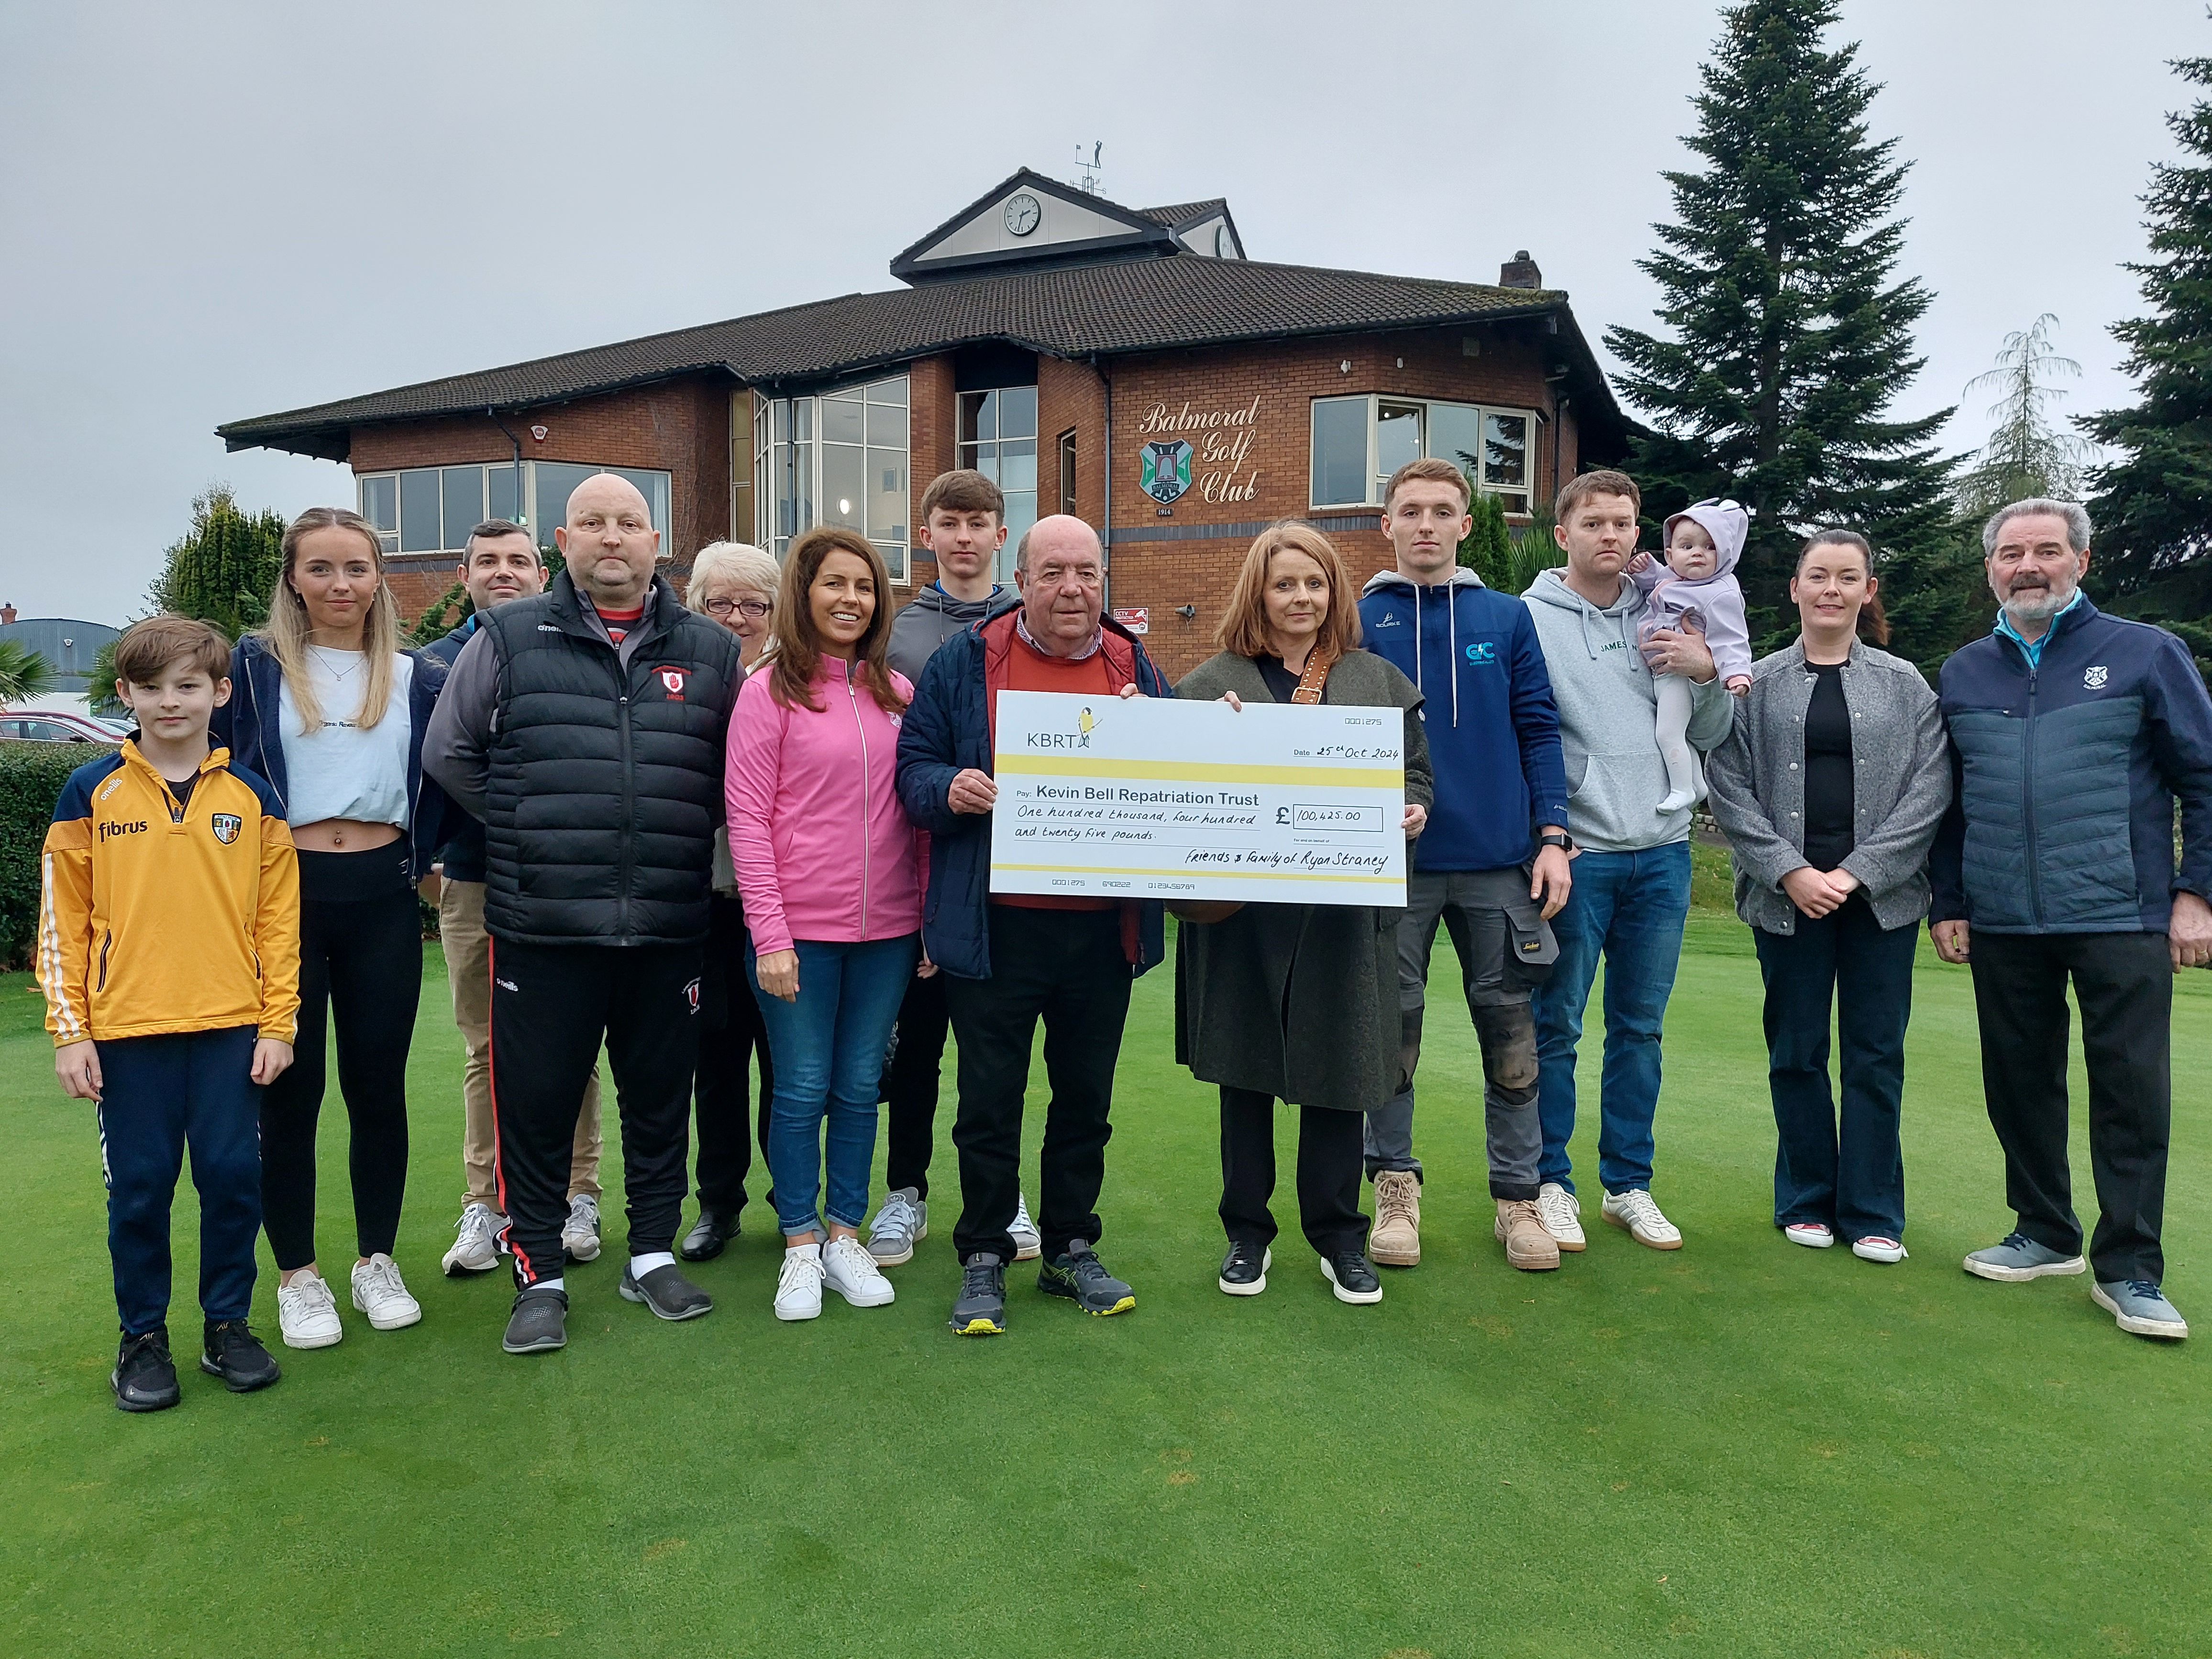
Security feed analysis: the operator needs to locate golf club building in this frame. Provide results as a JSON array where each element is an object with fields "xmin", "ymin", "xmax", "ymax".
[{"xmin": 220, "ymin": 169, "xmax": 1631, "ymax": 677}]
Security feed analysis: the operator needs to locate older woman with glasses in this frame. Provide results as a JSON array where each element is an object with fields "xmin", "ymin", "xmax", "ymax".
[{"xmin": 678, "ymin": 542, "xmax": 784, "ymax": 1261}]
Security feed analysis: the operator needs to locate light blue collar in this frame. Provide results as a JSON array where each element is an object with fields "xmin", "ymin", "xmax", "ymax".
[{"xmin": 1994, "ymin": 588, "xmax": 2082, "ymax": 668}]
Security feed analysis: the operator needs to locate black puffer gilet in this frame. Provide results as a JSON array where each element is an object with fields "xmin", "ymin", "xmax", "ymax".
[{"xmin": 477, "ymin": 571, "xmax": 743, "ymax": 946}]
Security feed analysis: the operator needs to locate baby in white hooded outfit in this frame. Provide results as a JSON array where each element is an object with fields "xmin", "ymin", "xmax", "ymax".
[{"xmin": 1629, "ymin": 498, "xmax": 1755, "ymax": 815}]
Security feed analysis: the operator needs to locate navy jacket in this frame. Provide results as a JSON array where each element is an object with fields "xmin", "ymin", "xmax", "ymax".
[
  {"xmin": 895, "ymin": 604, "xmax": 1173, "ymax": 981},
  {"xmin": 1359, "ymin": 569, "xmax": 1569, "ymax": 872},
  {"xmin": 213, "ymin": 633, "xmax": 451, "ymax": 885},
  {"xmin": 1931, "ymin": 597, "xmax": 2212, "ymax": 934},
  {"xmin": 420, "ymin": 618, "xmax": 486, "ymax": 881}
]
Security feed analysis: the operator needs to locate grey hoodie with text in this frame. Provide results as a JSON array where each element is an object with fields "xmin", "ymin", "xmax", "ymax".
[{"xmin": 1522, "ymin": 567, "xmax": 1735, "ymax": 853}]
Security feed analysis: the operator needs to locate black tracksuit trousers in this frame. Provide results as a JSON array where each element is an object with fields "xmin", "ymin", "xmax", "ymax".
[
  {"xmin": 881, "ymin": 969, "xmax": 952, "ymax": 1199},
  {"xmin": 489, "ymin": 938, "xmax": 702, "ymax": 1285},
  {"xmin": 1969, "ymin": 929, "xmax": 2174, "ymax": 1284},
  {"xmin": 694, "ymin": 895, "xmax": 774, "ymax": 1216}
]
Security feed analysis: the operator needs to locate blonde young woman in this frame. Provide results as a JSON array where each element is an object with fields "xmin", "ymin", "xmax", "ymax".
[
  {"xmin": 1174, "ymin": 522, "xmax": 1432, "ymax": 1305},
  {"xmin": 679, "ymin": 542, "xmax": 782, "ymax": 1261},
  {"xmin": 214, "ymin": 508, "xmax": 448, "ymax": 1349}
]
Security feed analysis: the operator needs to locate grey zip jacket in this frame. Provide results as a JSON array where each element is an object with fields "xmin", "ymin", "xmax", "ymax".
[
  {"xmin": 886, "ymin": 583, "xmax": 1010, "ymax": 685},
  {"xmin": 1521, "ymin": 567, "xmax": 1734, "ymax": 853}
]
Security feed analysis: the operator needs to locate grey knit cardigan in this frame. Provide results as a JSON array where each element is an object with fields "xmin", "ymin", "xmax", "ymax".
[{"xmin": 1703, "ymin": 639, "xmax": 1952, "ymax": 936}]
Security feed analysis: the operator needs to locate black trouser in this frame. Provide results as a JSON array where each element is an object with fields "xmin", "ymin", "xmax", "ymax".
[
  {"xmin": 489, "ymin": 937, "xmax": 702, "ymax": 1285},
  {"xmin": 882, "ymin": 969, "xmax": 952, "ymax": 1198},
  {"xmin": 1969, "ymin": 929, "xmax": 2173, "ymax": 1283},
  {"xmin": 260, "ymin": 846, "xmax": 421, "ymax": 1272},
  {"xmin": 694, "ymin": 895, "xmax": 773, "ymax": 1215},
  {"xmin": 1219, "ymin": 1086, "xmax": 1368, "ymax": 1257},
  {"xmin": 1752, "ymin": 897, "xmax": 1916, "ymax": 1243},
  {"xmin": 944, "ymin": 906, "xmax": 1130, "ymax": 1263}
]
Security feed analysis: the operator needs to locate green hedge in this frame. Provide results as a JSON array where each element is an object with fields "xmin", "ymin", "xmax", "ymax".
[{"xmin": 0, "ymin": 741, "xmax": 111, "ymax": 971}]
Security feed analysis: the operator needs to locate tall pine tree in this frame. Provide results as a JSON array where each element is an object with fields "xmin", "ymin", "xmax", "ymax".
[
  {"xmin": 146, "ymin": 485, "xmax": 288, "ymax": 638},
  {"xmin": 2083, "ymin": 41, "xmax": 2212, "ymax": 597},
  {"xmin": 1606, "ymin": 0, "xmax": 1955, "ymax": 649}
]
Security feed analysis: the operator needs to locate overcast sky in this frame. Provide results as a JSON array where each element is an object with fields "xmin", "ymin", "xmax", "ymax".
[{"xmin": 3, "ymin": 0, "xmax": 2203, "ymax": 625}]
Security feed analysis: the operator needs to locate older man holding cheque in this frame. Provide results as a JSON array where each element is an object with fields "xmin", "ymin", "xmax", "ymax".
[{"xmin": 1174, "ymin": 523, "xmax": 1432, "ymax": 1305}]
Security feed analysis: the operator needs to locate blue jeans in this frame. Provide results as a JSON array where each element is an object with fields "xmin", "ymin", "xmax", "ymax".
[
  {"xmin": 1532, "ymin": 842, "xmax": 1692, "ymax": 1195},
  {"xmin": 748, "ymin": 934, "xmax": 919, "ymax": 1238}
]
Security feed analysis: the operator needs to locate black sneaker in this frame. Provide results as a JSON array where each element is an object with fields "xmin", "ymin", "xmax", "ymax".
[
  {"xmin": 1321, "ymin": 1248, "xmax": 1383, "ymax": 1305},
  {"xmin": 112, "ymin": 1328, "xmax": 181, "ymax": 1413},
  {"xmin": 679, "ymin": 1206, "xmax": 740, "ymax": 1262},
  {"xmin": 951, "ymin": 1252, "xmax": 1007, "ymax": 1336},
  {"xmin": 200, "ymin": 1319, "xmax": 281, "ymax": 1392},
  {"xmin": 1219, "ymin": 1240, "xmax": 1271, "ymax": 1297},
  {"xmin": 619, "ymin": 1263, "xmax": 714, "ymax": 1321},
  {"xmin": 503, "ymin": 1285, "xmax": 569, "ymax": 1354},
  {"xmin": 1039, "ymin": 1239, "xmax": 1136, "ymax": 1316}
]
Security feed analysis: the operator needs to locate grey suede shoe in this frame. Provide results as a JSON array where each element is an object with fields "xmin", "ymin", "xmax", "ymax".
[
  {"xmin": 2091, "ymin": 1280, "xmax": 2189, "ymax": 1340},
  {"xmin": 502, "ymin": 1287, "xmax": 568, "ymax": 1355},
  {"xmin": 1962, "ymin": 1231, "xmax": 2087, "ymax": 1282}
]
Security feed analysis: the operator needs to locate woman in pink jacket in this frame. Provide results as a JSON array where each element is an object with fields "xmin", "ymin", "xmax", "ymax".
[{"xmin": 728, "ymin": 525, "xmax": 928, "ymax": 1322}]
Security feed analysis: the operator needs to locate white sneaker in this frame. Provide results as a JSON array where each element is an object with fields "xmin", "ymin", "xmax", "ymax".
[
  {"xmin": 276, "ymin": 1269, "xmax": 344, "ymax": 1349},
  {"xmin": 1851, "ymin": 1235, "xmax": 1907, "ymax": 1264},
  {"xmin": 562, "ymin": 1193, "xmax": 602, "ymax": 1263},
  {"xmin": 350, "ymin": 1253, "xmax": 424, "ymax": 1329},
  {"xmin": 822, "ymin": 1236, "xmax": 897, "ymax": 1308},
  {"xmin": 1602, "ymin": 1188, "xmax": 1683, "ymax": 1250},
  {"xmin": 1785, "ymin": 1222, "xmax": 1836, "ymax": 1249},
  {"xmin": 1537, "ymin": 1183, "xmax": 1587, "ymax": 1252},
  {"xmin": 774, "ymin": 1243, "xmax": 825, "ymax": 1322},
  {"xmin": 1010, "ymin": 1192, "xmax": 1042, "ymax": 1262},
  {"xmin": 442, "ymin": 1202, "xmax": 508, "ymax": 1276},
  {"xmin": 867, "ymin": 1187, "xmax": 928, "ymax": 1266}
]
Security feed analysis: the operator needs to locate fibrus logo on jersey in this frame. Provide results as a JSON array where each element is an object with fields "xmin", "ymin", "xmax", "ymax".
[
  {"xmin": 683, "ymin": 977, "xmax": 701, "ymax": 1014},
  {"xmin": 2085, "ymin": 665, "xmax": 2109, "ymax": 689},
  {"xmin": 210, "ymin": 813, "xmax": 242, "ymax": 845},
  {"xmin": 657, "ymin": 667, "xmax": 689, "ymax": 700}
]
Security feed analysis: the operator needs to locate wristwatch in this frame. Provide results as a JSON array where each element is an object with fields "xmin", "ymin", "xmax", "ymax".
[{"xmin": 1538, "ymin": 830, "xmax": 1574, "ymax": 853}]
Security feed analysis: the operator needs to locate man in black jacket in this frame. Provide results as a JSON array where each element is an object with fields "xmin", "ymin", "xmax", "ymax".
[
  {"xmin": 422, "ymin": 520, "xmax": 606, "ymax": 1279},
  {"xmin": 425, "ymin": 476, "xmax": 744, "ymax": 1355}
]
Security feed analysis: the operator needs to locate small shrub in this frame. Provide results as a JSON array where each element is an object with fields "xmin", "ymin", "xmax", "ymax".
[{"xmin": 0, "ymin": 741, "xmax": 110, "ymax": 970}]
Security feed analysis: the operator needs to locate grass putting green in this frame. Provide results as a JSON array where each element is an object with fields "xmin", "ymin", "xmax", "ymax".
[{"xmin": 2, "ymin": 915, "xmax": 2206, "ymax": 1659}]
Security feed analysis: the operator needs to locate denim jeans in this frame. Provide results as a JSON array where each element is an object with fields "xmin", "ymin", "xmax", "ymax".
[
  {"xmin": 1532, "ymin": 842, "xmax": 1692, "ymax": 1194},
  {"xmin": 748, "ymin": 934, "xmax": 920, "ymax": 1239}
]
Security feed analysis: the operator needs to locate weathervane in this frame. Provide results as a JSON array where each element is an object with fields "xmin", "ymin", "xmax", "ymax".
[{"xmin": 1074, "ymin": 141, "xmax": 1104, "ymax": 196}]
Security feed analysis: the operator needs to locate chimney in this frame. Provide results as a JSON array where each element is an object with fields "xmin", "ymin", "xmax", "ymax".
[
  {"xmin": 1499, "ymin": 250, "xmax": 1542, "ymax": 290},
  {"xmin": 0, "ymin": 603, "xmax": 16, "ymax": 627}
]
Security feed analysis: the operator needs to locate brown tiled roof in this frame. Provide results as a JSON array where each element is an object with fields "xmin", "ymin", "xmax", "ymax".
[
  {"xmin": 219, "ymin": 254, "xmax": 1625, "ymax": 461},
  {"xmin": 1134, "ymin": 199, "xmax": 1228, "ymax": 228}
]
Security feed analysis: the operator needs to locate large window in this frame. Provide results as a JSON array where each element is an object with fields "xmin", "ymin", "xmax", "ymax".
[
  {"xmin": 1309, "ymin": 395, "xmax": 1537, "ymax": 514},
  {"xmin": 355, "ymin": 461, "xmax": 668, "ymax": 556},
  {"xmin": 958, "ymin": 385, "xmax": 1037, "ymax": 584},
  {"xmin": 753, "ymin": 376, "xmax": 911, "ymax": 580}
]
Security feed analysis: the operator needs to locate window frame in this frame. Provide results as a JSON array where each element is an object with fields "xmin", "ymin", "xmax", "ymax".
[
  {"xmin": 1307, "ymin": 394, "xmax": 1542, "ymax": 514},
  {"xmin": 353, "ymin": 460, "xmax": 665, "ymax": 557},
  {"xmin": 752, "ymin": 375, "xmax": 912, "ymax": 582}
]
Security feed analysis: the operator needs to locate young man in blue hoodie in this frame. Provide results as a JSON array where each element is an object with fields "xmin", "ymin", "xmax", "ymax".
[{"xmin": 1359, "ymin": 457, "xmax": 1573, "ymax": 1272}]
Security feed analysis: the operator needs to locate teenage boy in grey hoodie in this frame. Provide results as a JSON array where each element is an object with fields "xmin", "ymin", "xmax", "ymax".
[
  {"xmin": 870, "ymin": 470, "xmax": 1040, "ymax": 1267},
  {"xmin": 1521, "ymin": 470, "xmax": 1734, "ymax": 1253}
]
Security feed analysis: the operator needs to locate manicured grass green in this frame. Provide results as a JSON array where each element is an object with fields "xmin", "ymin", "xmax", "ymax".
[{"xmin": 3, "ymin": 917, "xmax": 2207, "ymax": 1659}]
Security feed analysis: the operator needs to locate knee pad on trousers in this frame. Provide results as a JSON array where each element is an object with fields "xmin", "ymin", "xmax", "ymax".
[{"xmin": 1474, "ymin": 1002, "xmax": 1539, "ymax": 1097}]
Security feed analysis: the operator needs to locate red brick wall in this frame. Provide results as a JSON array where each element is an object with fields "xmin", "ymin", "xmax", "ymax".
[
  {"xmin": 1096, "ymin": 327, "xmax": 1559, "ymax": 678},
  {"xmin": 901, "ymin": 354, "xmax": 960, "ymax": 593},
  {"xmin": 348, "ymin": 376, "xmax": 732, "ymax": 623}
]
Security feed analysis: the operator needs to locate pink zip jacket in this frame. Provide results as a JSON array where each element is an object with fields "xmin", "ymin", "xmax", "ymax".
[{"xmin": 727, "ymin": 657, "xmax": 925, "ymax": 956}]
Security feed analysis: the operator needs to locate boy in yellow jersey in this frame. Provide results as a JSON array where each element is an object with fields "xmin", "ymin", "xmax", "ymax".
[{"xmin": 39, "ymin": 616, "xmax": 301, "ymax": 1411}]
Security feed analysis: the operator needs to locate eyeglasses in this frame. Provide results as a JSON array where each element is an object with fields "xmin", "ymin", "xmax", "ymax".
[{"xmin": 704, "ymin": 597, "xmax": 772, "ymax": 619}]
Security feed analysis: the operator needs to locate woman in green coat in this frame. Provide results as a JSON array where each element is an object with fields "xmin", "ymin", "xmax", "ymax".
[{"xmin": 1175, "ymin": 521, "xmax": 1432, "ymax": 1305}]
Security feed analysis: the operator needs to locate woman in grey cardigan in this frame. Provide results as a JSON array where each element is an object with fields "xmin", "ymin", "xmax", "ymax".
[
  {"xmin": 1175, "ymin": 523, "xmax": 1432, "ymax": 1306},
  {"xmin": 1705, "ymin": 531, "xmax": 1950, "ymax": 1264}
]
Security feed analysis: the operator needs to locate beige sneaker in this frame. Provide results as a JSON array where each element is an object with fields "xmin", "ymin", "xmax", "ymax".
[
  {"xmin": 1496, "ymin": 1198, "xmax": 1561, "ymax": 1271},
  {"xmin": 1370, "ymin": 1170, "xmax": 1422, "ymax": 1266}
]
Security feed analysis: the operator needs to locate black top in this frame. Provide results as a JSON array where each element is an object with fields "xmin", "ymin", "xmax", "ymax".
[
  {"xmin": 1801, "ymin": 661, "xmax": 1855, "ymax": 871},
  {"xmin": 1254, "ymin": 654, "xmax": 1303, "ymax": 704},
  {"xmin": 162, "ymin": 771, "xmax": 199, "ymax": 819}
]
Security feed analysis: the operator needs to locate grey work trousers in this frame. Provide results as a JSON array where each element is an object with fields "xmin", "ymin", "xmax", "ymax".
[{"xmin": 1366, "ymin": 867, "xmax": 1544, "ymax": 1199}]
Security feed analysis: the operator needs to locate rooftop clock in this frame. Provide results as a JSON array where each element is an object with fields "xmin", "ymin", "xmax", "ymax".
[{"xmin": 1004, "ymin": 192, "xmax": 1041, "ymax": 237}]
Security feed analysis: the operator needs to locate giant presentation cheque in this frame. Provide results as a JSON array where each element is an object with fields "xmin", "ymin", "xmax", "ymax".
[{"xmin": 989, "ymin": 689, "xmax": 1405, "ymax": 907}]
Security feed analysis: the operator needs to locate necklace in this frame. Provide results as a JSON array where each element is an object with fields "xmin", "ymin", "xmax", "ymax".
[{"xmin": 309, "ymin": 644, "xmax": 364, "ymax": 682}]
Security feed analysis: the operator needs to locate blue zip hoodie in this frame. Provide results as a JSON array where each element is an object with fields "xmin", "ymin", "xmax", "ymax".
[{"xmin": 1359, "ymin": 567, "xmax": 1569, "ymax": 873}]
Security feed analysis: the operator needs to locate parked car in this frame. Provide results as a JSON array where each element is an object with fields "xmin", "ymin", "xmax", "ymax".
[{"xmin": 0, "ymin": 710, "xmax": 126, "ymax": 744}]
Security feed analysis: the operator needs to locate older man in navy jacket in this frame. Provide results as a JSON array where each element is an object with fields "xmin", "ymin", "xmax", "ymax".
[{"xmin": 1933, "ymin": 498, "xmax": 2212, "ymax": 1341}]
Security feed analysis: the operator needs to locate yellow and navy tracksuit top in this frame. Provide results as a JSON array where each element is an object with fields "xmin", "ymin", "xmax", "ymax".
[{"xmin": 37, "ymin": 741, "xmax": 300, "ymax": 1047}]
